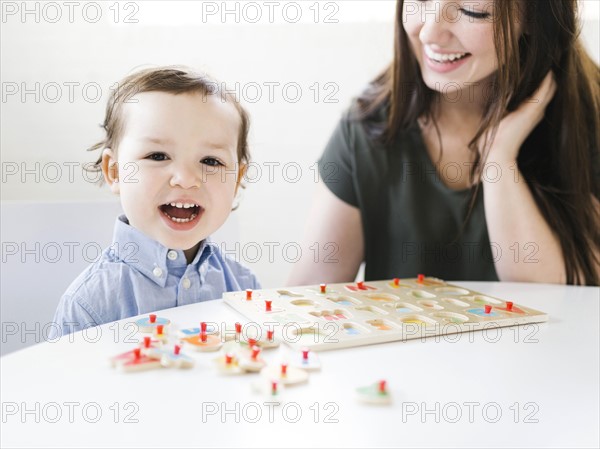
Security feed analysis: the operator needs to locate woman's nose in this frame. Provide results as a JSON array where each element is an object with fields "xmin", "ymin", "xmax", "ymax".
[{"xmin": 418, "ymin": 1, "xmax": 455, "ymax": 46}]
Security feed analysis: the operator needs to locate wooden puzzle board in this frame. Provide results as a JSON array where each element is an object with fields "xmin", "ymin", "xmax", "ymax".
[{"xmin": 223, "ymin": 277, "xmax": 549, "ymax": 351}]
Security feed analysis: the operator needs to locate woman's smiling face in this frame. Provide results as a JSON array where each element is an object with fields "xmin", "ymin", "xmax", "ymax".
[{"xmin": 403, "ymin": 0, "xmax": 499, "ymax": 95}]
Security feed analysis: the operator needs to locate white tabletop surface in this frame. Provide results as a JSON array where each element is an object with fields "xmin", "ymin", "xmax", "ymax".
[{"xmin": 1, "ymin": 282, "xmax": 599, "ymax": 448}]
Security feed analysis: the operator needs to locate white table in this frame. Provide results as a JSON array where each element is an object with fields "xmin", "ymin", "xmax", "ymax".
[{"xmin": 2, "ymin": 282, "xmax": 598, "ymax": 448}]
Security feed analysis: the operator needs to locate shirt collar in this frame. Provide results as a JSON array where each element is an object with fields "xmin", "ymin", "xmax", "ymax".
[{"xmin": 111, "ymin": 215, "xmax": 216, "ymax": 287}]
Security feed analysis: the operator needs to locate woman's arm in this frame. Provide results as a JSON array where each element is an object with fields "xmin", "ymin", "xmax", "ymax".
[
  {"xmin": 287, "ymin": 182, "xmax": 364, "ymax": 286},
  {"xmin": 483, "ymin": 73, "xmax": 566, "ymax": 283},
  {"xmin": 482, "ymin": 160, "xmax": 566, "ymax": 283}
]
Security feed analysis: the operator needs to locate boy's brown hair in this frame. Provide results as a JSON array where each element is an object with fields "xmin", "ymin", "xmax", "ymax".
[{"xmin": 87, "ymin": 66, "xmax": 250, "ymax": 182}]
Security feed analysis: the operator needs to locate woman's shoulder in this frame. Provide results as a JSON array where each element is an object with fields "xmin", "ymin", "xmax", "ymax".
[
  {"xmin": 337, "ymin": 94, "xmax": 418, "ymax": 152},
  {"xmin": 345, "ymin": 93, "xmax": 388, "ymax": 128}
]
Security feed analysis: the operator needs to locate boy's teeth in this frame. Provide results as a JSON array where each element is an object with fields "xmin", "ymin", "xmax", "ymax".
[
  {"xmin": 168, "ymin": 213, "xmax": 198, "ymax": 223},
  {"xmin": 168, "ymin": 202, "xmax": 197, "ymax": 209}
]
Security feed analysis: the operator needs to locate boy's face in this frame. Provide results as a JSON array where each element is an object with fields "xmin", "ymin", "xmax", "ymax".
[{"xmin": 102, "ymin": 91, "xmax": 242, "ymax": 256}]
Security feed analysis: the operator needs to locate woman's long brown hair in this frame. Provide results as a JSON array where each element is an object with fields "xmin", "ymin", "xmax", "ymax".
[{"xmin": 357, "ymin": 0, "xmax": 600, "ymax": 285}]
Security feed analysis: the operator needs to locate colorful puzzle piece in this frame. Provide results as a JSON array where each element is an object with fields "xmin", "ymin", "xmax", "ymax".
[
  {"xmin": 290, "ymin": 348, "xmax": 321, "ymax": 371},
  {"xmin": 238, "ymin": 346, "xmax": 267, "ymax": 372},
  {"xmin": 221, "ymin": 322, "xmax": 243, "ymax": 342},
  {"xmin": 466, "ymin": 307, "xmax": 500, "ymax": 317},
  {"xmin": 111, "ymin": 347, "xmax": 162, "ymax": 373},
  {"xmin": 135, "ymin": 314, "xmax": 171, "ymax": 333},
  {"xmin": 345, "ymin": 281, "xmax": 377, "ymax": 292},
  {"xmin": 214, "ymin": 353, "xmax": 244, "ymax": 375},
  {"xmin": 139, "ymin": 336, "xmax": 161, "ymax": 355},
  {"xmin": 252, "ymin": 379, "xmax": 285, "ymax": 400},
  {"xmin": 177, "ymin": 322, "xmax": 219, "ymax": 338},
  {"xmin": 357, "ymin": 380, "xmax": 392, "ymax": 405},
  {"xmin": 153, "ymin": 324, "xmax": 168, "ymax": 342},
  {"xmin": 307, "ymin": 284, "xmax": 338, "ymax": 295},
  {"xmin": 496, "ymin": 301, "xmax": 525, "ymax": 314},
  {"xmin": 147, "ymin": 345, "xmax": 195, "ymax": 369},
  {"xmin": 260, "ymin": 363, "xmax": 309, "ymax": 385},
  {"xmin": 259, "ymin": 300, "xmax": 283, "ymax": 314},
  {"xmin": 182, "ymin": 333, "xmax": 222, "ymax": 352},
  {"xmin": 235, "ymin": 331, "xmax": 280, "ymax": 350},
  {"xmin": 257, "ymin": 329, "xmax": 280, "ymax": 349}
]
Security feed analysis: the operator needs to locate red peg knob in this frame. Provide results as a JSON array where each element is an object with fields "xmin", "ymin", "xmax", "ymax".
[
  {"xmin": 133, "ymin": 348, "xmax": 141, "ymax": 359},
  {"xmin": 506, "ymin": 301, "xmax": 513, "ymax": 311},
  {"xmin": 225, "ymin": 353, "xmax": 233, "ymax": 365},
  {"xmin": 484, "ymin": 305, "xmax": 492, "ymax": 314},
  {"xmin": 265, "ymin": 300, "xmax": 272, "ymax": 312},
  {"xmin": 143, "ymin": 336, "xmax": 151, "ymax": 348},
  {"xmin": 393, "ymin": 278, "xmax": 400, "ymax": 286},
  {"xmin": 235, "ymin": 322, "xmax": 242, "ymax": 334},
  {"xmin": 320, "ymin": 284, "xmax": 326, "ymax": 294},
  {"xmin": 267, "ymin": 330, "xmax": 274, "ymax": 341},
  {"xmin": 248, "ymin": 338, "xmax": 257, "ymax": 348},
  {"xmin": 417, "ymin": 274, "xmax": 424, "ymax": 283},
  {"xmin": 201, "ymin": 322, "xmax": 207, "ymax": 332},
  {"xmin": 200, "ymin": 332, "xmax": 207, "ymax": 343},
  {"xmin": 379, "ymin": 380, "xmax": 387, "ymax": 393},
  {"xmin": 302, "ymin": 348, "xmax": 309, "ymax": 361},
  {"xmin": 357, "ymin": 281, "xmax": 364, "ymax": 289},
  {"xmin": 251, "ymin": 346, "xmax": 260, "ymax": 360},
  {"xmin": 271, "ymin": 381, "xmax": 278, "ymax": 395},
  {"xmin": 174, "ymin": 345, "xmax": 181, "ymax": 355},
  {"xmin": 246, "ymin": 289, "xmax": 253, "ymax": 300},
  {"xmin": 281, "ymin": 363, "xmax": 288, "ymax": 376},
  {"xmin": 149, "ymin": 314, "xmax": 157, "ymax": 323},
  {"xmin": 156, "ymin": 324, "xmax": 164, "ymax": 335}
]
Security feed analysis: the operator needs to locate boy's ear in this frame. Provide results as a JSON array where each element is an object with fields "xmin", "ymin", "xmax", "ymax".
[
  {"xmin": 101, "ymin": 148, "xmax": 120, "ymax": 194},
  {"xmin": 235, "ymin": 163, "xmax": 247, "ymax": 192}
]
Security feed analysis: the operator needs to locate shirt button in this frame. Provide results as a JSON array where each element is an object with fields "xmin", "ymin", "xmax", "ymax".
[
  {"xmin": 182, "ymin": 278, "xmax": 191, "ymax": 289},
  {"xmin": 153, "ymin": 267, "xmax": 163, "ymax": 277},
  {"xmin": 167, "ymin": 250, "xmax": 178, "ymax": 260}
]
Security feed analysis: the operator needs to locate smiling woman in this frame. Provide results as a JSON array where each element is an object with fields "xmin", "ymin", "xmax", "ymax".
[
  {"xmin": 289, "ymin": 0, "xmax": 600, "ymax": 286},
  {"xmin": 407, "ymin": 0, "xmax": 499, "ymax": 84}
]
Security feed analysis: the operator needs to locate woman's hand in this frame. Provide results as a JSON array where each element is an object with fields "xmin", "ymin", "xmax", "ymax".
[
  {"xmin": 480, "ymin": 71, "xmax": 566, "ymax": 283},
  {"xmin": 484, "ymin": 72, "xmax": 557, "ymax": 163}
]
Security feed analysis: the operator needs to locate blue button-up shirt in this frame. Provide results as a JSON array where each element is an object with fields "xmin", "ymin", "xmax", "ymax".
[{"xmin": 50, "ymin": 215, "xmax": 260, "ymax": 338}]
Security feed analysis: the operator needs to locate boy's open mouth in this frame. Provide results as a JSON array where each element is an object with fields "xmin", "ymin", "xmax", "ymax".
[{"xmin": 159, "ymin": 202, "xmax": 202, "ymax": 223}]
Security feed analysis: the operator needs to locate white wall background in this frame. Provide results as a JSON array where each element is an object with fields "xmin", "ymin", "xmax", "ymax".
[{"xmin": 2, "ymin": 0, "xmax": 599, "ymax": 289}]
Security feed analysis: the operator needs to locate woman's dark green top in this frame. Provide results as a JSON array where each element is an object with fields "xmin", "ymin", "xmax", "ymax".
[{"xmin": 318, "ymin": 108, "xmax": 499, "ymax": 282}]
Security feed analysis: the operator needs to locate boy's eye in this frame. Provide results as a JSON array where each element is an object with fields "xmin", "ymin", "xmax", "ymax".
[
  {"xmin": 202, "ymin": 157, "xmax": 224, "ymax": 167},
  {"xmin": 146, "ymin": 152, "xmax": 169, "ymax": 161}
]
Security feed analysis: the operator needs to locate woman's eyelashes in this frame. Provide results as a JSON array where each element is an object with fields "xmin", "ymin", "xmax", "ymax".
[
  {"xmin": 461, "ymin": 8, "xmax": 490, "ymax": 20},
  {"xmin": 415, "ymin": 0, "xmax": 491, "ymax": 20}
]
